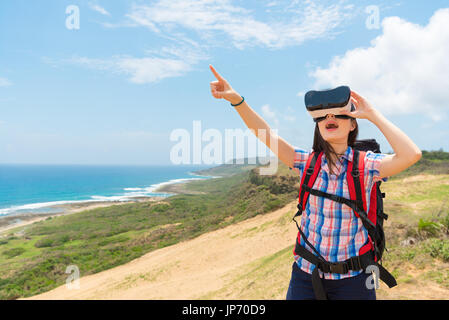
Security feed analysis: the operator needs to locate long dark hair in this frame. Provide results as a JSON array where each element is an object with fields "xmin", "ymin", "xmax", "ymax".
[{"xmin": 312, "ymin": 119, "xmax": 359, "ymax": 176}]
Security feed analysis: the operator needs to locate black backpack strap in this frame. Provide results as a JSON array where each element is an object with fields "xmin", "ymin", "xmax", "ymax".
[
  {"xmin": 292, "ymin": 152, "xmax": 325, "ymax": 260},
  {"xmin": 350, "ymin": 149, "xmax": 396, "ymax": 288},
  {"xmin": 376, "ymin": 263, "xmax": 397, "ymax": 288},
  {"xmin": 351, "ymin": 149, "xmax": 366, "ymax": 213},
  {"xmin": 292, "ymin": 151, "xmax": 328, "ymax": 299},
  {"xmin": 349, "ymin": 150, "xmax": 380, "ymax": 255},
  {"xmin": 302, "ymin": 185, "xmax": 376, "ymax": 230},
  {"xmin": 292, "ymin": 148, "xmax": 397, "ymax": 299},
  {"xmin": 294, "ymin": 236, "xmax": 385, "ymax": 299},
  {"xmin": 295, "ymin": 238, "xmax": 376, "ymax": 274},
  {"xmin": 293, "ymin": 151, "xmax": 320, "ymax": 220},
  {"xmin": 294, "ymin": 218, "xmax": 325, "ymax": 261},
  {"xmin": 312, "ymin": 267, "xmax": 327, "ymax": 300}
]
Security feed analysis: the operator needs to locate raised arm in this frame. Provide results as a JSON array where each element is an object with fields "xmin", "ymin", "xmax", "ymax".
[
  {"xmin": 341, "ymin": 90, "xmax": 422, "ymax": 178},
  {"xmin": 209, "ymin": 64, "xmax": 296, "ymax": 168}
]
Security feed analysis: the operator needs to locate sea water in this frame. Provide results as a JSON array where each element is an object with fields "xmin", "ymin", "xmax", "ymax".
[{"xmin": 0, "ymin": 164, "xmax": 215, "ymax": 216}]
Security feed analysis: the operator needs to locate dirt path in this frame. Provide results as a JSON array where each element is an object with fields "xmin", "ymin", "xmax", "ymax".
[
  {"xmin": 27, "ymin": 202, "xmax": 299, "ymax": 300},
  {"xmin": 26, "ymin": 200, "xmax": 449, "ymax": 300}
]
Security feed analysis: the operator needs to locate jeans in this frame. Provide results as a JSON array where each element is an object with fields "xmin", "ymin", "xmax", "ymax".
[{"xmin": 286, "ymin": 261, "xmax": 376, "ymax": 300}]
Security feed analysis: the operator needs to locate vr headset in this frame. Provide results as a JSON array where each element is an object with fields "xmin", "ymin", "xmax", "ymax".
[{"xmin": 305, "ymin": 85, "xmax": 356, "ymax": 123}]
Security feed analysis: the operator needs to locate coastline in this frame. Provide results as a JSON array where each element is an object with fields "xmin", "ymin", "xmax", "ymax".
[
  {"xmin": 0, "ymin": 174, "xmax": 217, "ymax": 234},
  {"xmin": 0, "ymin": 196, "xmax": 165, "ymax": 234},
  {"xmin": 151, "ymin": 172, "xmax": 220, "ymax": 195},
  {"xmin": 151, "ymin": 180, "xmax": 206, "ymax": 195}
]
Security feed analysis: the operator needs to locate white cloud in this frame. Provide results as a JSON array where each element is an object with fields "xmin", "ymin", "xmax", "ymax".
[
  {"xmin": 309, "ymin": 8, "xmax": 449, "ymax": 122},
  {"xmin": 116, "ymin": 57, "xmax": 191, "ymax": 84},
  {"xmin": 57, "ymin": 45, "xmax": 209, "ymax": 84},
  {"xmin": 67, "ymin": 56, "xmax": 115, "ymax": 71},
  {"xmin": 261, "ymin": 104, "xmax": 300, "ymax": 127},
  {"xmin": 125, "ymin": 0, "xmax": 355, "ymax": 50},
  {"xmin": 265, "ymin": 1, "xmax": 280, "ymax": 7},
  {"xmin": 67, "ymin": 55, "xmax": 191, "ymax": 84},
  {"xmin": 0, "ymin": 77, "xmax": 12, "ymax": 87},
  {"xmin": 283, "ymin": 106, "xmax": 296, "ymax": 122},
  {"xmin": 89, "ymin": 3, "xmax": 110, "ymax": 16},
  {"xmin": 261, "ymin": 104, "xmax": 280, "ymax": 127},
  {"xmin": 59, "ymin": 1, "xmax": 354, "ymax": 83},
  {"xmin": 296, "ymin": 90, "xmax": 305, "ymax": 98}
]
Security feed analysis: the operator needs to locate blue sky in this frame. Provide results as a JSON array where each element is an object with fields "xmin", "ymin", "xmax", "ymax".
[{"xmin": 1, "ymin": 0, "xmax": 448, "ymax": 165}]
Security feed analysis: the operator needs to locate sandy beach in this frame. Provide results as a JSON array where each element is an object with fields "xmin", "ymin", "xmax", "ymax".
[
  {"xmin": 0, "ymin": 196, "xmax": 166, "ymax": 235},
  {"xmin": 0, "ymin": 172, "xmax": 210, "ymax": 235},
  {"xmin": 151, "ymin": 181, "xmax": 207, "ymax": 195}
]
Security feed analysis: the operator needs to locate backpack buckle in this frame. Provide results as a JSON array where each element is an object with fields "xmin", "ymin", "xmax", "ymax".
[
  {"xmin": 350, "ymin": 256, "xmax": 362, "ymax": 270},
  {"xmin": 329, "ymin": 262, "xmax": 348, "ymax": 274},
  {"xmin": 293, "ymin": 203, "xmax": 303, "ymax": 219},
  {"xmin": 352, "ymin": 169, "xmax": 360, "ymax": 178},
  {"xmin": 306, "ymin": 167, "xmax": 314, "ymax": 175}
]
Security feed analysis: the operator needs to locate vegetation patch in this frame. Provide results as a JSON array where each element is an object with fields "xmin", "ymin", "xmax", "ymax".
[
  {"xmin": 2, "ymin": 248, "xmax": 26, "ymax": 259},
  {"xmin": 1, "ymin": 150, "xmax": 448, "ymax": 299},
  {"xmin": 0, "ymin": 161, "xmax": 298, "ymax": 299}
]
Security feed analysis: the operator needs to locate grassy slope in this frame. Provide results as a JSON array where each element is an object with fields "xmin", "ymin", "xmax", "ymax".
[
  {"xmin": 1, "ymin": 151, "xmax": 449, "ymax": 299},
  {"xmin": 198, "ymin": 151, "xmax": 449, "ymax": 299},
  {"xmin": 0, "ymin": 161, "xmax": 298, "ymax": 299},
  {"xmin": 198, "ymin": 173, "xmax": 449, "ymax": 299}
]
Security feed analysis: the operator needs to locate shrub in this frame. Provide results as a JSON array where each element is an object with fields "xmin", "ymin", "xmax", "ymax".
[
  {"xmin": 2, "ymin": 247, "xmax": 26, "ymax": 259},
  {"xmin": 58, "ymin": 235, "xmax": 70, "ymax": 244},
  {"xmin": 425, "ymin": 239, "xmax": 449, "ymax": 261},
  {"xmin": 441, "ymin": 213, "xmax": 449, "ymax": 233},
  {"xmin": 264, "ymin": 198, "xmax": 282, "ymax": 212},
  {"xmin": 34, "ymin": 234, "xmax": 70, "ymax": 248},
  {"xmin": 418, "ymin": 219, "xmax": 442, "ymax": 238},
  {"xmin": 34, "ymin": 238, "xmax": 54, "ymax": 248},
  {"xmin": 151, "ymin": 203, "xmax": 170, "ymax": 213}
]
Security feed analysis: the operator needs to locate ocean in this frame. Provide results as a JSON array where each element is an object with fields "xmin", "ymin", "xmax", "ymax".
[{"xmin": 0, "ymin": 164, "xmax": 215, "ymax": 216}]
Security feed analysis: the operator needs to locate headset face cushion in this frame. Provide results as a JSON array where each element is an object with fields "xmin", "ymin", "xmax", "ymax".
[{"xmin": 305, "ymin": 86, "xmax": 354, "ymax": 119}]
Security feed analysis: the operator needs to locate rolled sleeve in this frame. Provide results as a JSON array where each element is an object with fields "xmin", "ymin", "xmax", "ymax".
[
  {"xmin": 289, "ymin": 147, "xmax": 310, "ymax": 177},
  {"xmin": 363, "ymin": 151, "xmax": 389, "ymax": 191}
]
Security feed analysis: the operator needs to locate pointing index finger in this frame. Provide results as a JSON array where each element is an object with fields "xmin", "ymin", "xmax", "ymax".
[{"xmin": 209, "ymin": 64, "xmax": 224, "ymax": 81}]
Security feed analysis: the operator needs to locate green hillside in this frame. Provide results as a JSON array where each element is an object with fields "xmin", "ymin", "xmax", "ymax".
[
  {"xmin": 200, "ymin": 182, "xmax": 449, "ymax": 299},
  {"xmin": 0, "ymin": 149, "xmax": 448, "ymax": 300},
  {"xmin": 0, "ymin": 162, "xmax": 298, "ymax": 299},
  {"xmin": 389, "ymin": 149, "xmax": 449, "ymax": 179}
]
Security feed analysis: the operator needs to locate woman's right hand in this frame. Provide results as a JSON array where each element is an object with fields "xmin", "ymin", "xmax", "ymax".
[{"xmin": 209, "ymin": 64, "xmax": 243, "ymax": 105}]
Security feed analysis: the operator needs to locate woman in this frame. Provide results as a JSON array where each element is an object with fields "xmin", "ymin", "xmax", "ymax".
[{"xmin": 209, "ymin": 64, "xmax": 422, "ymax": 300}]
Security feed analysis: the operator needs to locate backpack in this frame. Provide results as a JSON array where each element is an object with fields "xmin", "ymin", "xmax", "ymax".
[{"xmin": 291, "ymin": 138, "xmax": 397, "ymax": 300}]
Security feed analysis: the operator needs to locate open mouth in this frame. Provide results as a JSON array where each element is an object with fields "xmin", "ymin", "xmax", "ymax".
[{"xmin": 326, "ymin": 122, "xmax": 339, "ymax": 131}]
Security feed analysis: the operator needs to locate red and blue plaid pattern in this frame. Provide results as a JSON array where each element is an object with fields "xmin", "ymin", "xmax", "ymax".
[{"xmin": 289, "ymin": 145, "xmax": 389, "ymax": 279}]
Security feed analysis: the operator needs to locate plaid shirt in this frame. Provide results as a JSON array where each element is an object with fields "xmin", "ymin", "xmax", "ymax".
[{"xmin": 289, "ymin": 145, "xmax": 389, "ymax": 280}]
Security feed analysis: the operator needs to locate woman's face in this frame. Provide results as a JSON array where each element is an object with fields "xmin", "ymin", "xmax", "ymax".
[{"xmin": 317, "ymin": 114, "xmax": 356, "ymax": 143}]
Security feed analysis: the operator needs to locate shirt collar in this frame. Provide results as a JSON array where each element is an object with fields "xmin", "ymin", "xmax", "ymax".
[
  {"xmin": 340, "ymin": 145, "xmax": 353, "ymax": 162},
  {"xmin": 321, "ymin": 145, "xmax": 353, "ymax": 167}
]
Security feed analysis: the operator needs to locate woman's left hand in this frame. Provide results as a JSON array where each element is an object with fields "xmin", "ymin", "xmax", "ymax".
[{"xmin": 339, "ymin": 90, "xmax": 377, "ymax": 120}]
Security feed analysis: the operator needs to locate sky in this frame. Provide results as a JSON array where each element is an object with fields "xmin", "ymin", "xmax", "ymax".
[{"xmin": 0, "ymin": 0, "xmax": 448, "ymax": 165}]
